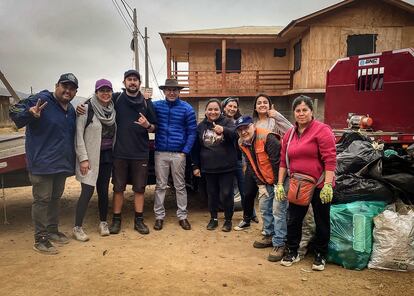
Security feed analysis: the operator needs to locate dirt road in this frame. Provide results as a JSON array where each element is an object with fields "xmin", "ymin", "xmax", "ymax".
[{"xmin": 0, "ymin": 177, "xmax": 412, "ymax": 296}]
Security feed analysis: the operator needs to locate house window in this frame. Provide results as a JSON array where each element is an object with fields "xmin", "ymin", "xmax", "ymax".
[
  {"xmin": 274, "ymin": 48, "xmax": 286, "ymax": 57},
  {"xmin": 215, "ymin": 49, "xmax": 241, "ymax": 73},
  {"xmin": 347, "ymin": 34, "xmax": 377, "ymax": 57},
  {"xmin": 293, "ymin": 40, "xmax": 301, "ymax": 72}
]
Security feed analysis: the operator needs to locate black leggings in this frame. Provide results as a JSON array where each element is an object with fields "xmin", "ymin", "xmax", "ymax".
[
  {"xmin": 204, "ymin": 171, "xmax": 235, "ymax": 221},
  {"xmin": 241, "ymin": 170, "xmax": 258, "ymax": 221},
  {"xmin": 75, "ymin": 161, "xmax": 112, "ymax": 226}
]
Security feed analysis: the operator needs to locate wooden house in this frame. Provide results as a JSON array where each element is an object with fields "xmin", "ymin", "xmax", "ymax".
[
  {"xmin": 0, "ymin": 89, "xmax": 15, "ymax": 127},
  {"xmin": 160, "ymin": 0, "xmax": 414, "ymax": 121}
]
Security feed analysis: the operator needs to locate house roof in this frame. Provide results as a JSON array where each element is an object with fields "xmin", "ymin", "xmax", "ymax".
[
  {"xmin": 161, "ymin": 26, "xmax": 283, "ymax": 37},
  {"xmin": 160, "ymin": 0, "xmax": 414, "ymax": 41},
  {"xmin": 278, "ymin": 0, "xmax": 414, "ymax": 37}
]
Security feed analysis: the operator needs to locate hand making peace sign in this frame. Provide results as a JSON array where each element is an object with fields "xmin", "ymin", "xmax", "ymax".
[{"xmin": 29, "ymin": 99, "xmax": 48, "ymax": 118}]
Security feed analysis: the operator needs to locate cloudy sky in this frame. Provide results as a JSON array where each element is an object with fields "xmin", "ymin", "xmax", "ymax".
[{"xmin": 1, "ymin": 0, "xmax": 413, "ymax": 98}]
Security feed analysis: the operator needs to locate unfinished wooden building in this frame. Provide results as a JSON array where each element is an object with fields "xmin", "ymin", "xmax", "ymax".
[{"xmin": 160, "ymin": 0, "xmax": 414, "ymax": 121}]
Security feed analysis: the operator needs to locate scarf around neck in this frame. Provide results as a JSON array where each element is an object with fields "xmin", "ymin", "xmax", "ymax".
[{"xmin": 90, "ymin": 94, "xmax": 116, "ymax": 126}]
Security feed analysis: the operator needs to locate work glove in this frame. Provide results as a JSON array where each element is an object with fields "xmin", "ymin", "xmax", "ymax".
[
  {"xmin": 319, "ymin": 183, "xmax": 333, "ymax": 204},
  {"xmin": 275, "ymin": 184, "xmax": 286, "ymax": 201},
  {"xmin": 257, "ymin": 185, "xmax": 269, "ymax": 199}
]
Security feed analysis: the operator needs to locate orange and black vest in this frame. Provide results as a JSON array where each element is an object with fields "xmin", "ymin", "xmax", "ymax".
[{"xmin": 239, "ymin": 127, "xmax": 274, "ymax": 185}]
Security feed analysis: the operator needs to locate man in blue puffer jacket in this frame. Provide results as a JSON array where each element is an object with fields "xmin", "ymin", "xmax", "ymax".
[{"xmin": 152, "ymin": 79, "xmax": 197, "ymax": 231}]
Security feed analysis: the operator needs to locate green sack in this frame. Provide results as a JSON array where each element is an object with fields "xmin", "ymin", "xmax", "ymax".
[{"xmin": 327, "ymin": 201, "xmax": 386, "ymax": 270}]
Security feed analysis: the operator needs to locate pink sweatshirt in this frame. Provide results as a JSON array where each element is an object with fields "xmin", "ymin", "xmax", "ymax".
[{"xmin": 280, "ymin": 120, "xmax": 336, "ymax": 188}]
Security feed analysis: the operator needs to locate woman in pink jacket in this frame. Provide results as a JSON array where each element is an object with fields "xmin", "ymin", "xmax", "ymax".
[{"xmin": 275, "ymin": 95, "xmax": 336, "ymax": 271}]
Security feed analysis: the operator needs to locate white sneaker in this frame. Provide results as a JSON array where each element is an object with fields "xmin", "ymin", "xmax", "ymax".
[
  {"xmin": 99, "ymin": 221, "xmax": 110, "ymax": 236},
  {"xmin": 73, "ymin": 226, "xmax": 89, "ymax": 242}
]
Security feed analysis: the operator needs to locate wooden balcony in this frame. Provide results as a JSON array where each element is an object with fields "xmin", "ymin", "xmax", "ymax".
[{"xmin": 172, "ymin": 70, "xmax": 293, "ymax": 98}]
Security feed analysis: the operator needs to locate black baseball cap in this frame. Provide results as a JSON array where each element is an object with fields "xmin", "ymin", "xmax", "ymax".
[
  {"xmin": 124, "ymin": 69, "xmax": 141, "ymax": 80},
  {"xmin": 57, "ymin": 73, "xmax": 78, "ymax": 88}
]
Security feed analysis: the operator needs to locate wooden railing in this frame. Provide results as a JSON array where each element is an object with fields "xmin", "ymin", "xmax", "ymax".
[{"xmin": 171, "ymin": 69, "xmax": 293, "ymax": 96}]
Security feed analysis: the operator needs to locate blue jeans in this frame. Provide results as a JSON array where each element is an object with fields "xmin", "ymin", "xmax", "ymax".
[{"xmin": 258, "ymin": 180, "xmax": 289, "ymax": 247}]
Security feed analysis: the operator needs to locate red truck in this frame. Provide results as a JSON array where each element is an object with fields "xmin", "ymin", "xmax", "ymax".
[{"xmin": 324, "ymin": 48, "xmax": 414, "ymax": 151}]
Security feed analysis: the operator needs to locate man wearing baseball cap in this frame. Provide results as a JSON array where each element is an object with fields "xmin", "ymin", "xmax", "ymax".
[
  {"xmin": 234, "ymin": 115, "xmax": 288, "ymax": 263},
  {"xmin": 9, "ymin": 73, "xmax": 78, "ymax": 254}
]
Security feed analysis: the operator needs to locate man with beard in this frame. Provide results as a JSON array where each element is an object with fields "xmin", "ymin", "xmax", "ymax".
[
  {"xmin": 110, "ymin": 70, "xmax": 157, "ymax": 235},
  {"xmin": 9, "ymin": 73, "xmax": 78, "ymax": 254},
  {"xmin": 77, "ymin": 70, "xmax": 157, "ymax": 235}
]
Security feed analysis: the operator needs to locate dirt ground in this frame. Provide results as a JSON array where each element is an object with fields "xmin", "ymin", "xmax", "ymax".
[{"xmin": 0, "ymin": 177, "xmax": 412, "ymax": 296}]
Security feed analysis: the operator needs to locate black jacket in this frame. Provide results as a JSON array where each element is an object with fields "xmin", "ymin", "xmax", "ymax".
[{"xmin": 191, "ymin": 115, "xmax": 237, "ymax": 174}]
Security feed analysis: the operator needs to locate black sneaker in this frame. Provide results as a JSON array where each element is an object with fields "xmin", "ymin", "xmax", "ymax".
[
  {"xmin": 233, "ymin": 220, "xmax": 250, "ymax": 231},
  {"xmin": 109, "ymin": 217, "xmax": 122, "ymax": 234},
  {"xmin": 251, "ymin": 216, "xmax": 259, "ymax": 223},
  {"xmin": 312, "ymin": 253, "xmax": 326, "ymax": 271},
  {"xmin": 33, "ymin": 238, "xmax": 59, "ymax": 255},
  {"xmin": 48, "ymin": 231, "xmax": 69, "ymax": 245},
  {"xmin": 281, "ymin": 249, "xmax": 300, "ymax": 267},
  {"xmin": 206, "ymin": 218, "xmax": 218, "ymax": 230},
  {"xmin": 221, "ymin": 220, "xmax": 232, "ymax": 232},
  {"xmin": 134, "ymin": 218, "xmax": 150, "ymax": 235}
]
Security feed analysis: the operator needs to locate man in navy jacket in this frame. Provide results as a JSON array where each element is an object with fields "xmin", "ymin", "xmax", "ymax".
[
  {"xmin": 9, "ymin": 73, "xmax": 78, "ymax": 254},
  {"xmin": 152, "ymin": 79, "xmax": 197, "ymax": 231}
]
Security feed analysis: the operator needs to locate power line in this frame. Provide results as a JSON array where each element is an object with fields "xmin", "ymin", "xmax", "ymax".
[
  {"xmin": 119, "ymin": 0, "xmax": 133, "ymax": 22},
  {"xmin": 111, "ymin": 0, "xmax": 133, "ymax": 33},
  {"xmin": 120, "ymin": 0, "xmax": 133, "ymax": 11}
]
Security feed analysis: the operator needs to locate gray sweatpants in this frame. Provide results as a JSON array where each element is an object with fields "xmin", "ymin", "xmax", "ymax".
[
  {"xmin": 154, "ymin": 151, "xmax": 188, "ymax": 220},
  {"xmin": 29, "ymin": 173, "xmax": 67, "ymax": 242}
]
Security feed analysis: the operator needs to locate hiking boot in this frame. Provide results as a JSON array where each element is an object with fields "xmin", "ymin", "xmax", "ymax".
[
  {"xmin": 134, "ymin": 218, "xmax": 150, "ymax": 235},
  {"xmin": 179, "ymin": 219, "xmax": 191, "ymax": 230},
  {"xmin": 251, "ymin": 216, "xmax": 259, "ymax": 223},
  {"xmin": 281, "ymin": 249, "xmax": 300, "ymax": 267},
  {"xmin": 48, "ymin": 231, "xmax": 69, "ymax": 245},
  {"xmin": 222, "ymin": 220, "xmax": 232, "ymax": 232},
  {"xmin": 72, "ymin": 226, "xmax": 89, "ymax": 242},
  {"xmin": 33, "ymin": 238, "xmax": 59, "ymax": 255},
  {"xmin": 268, "ymin": 245, "xmax": 285, "ymax": 262},
  {"xmin": 109, "ymin": 217, "xmax": 122, "ymax": 234},
  {"xmin": 253, "ymin": 235, "xmax": 273, "ymax": 248},
  {"xmin": 206, "ymin": 218, "xmax": 218, "ymax": 230},
  {"xmin": 312, "ymin": 253, "xmax": 326, "ymax": 271},
  {"xmin": 234, "ymin": 220, "xmax": 250, "ymax": 231},
  {"xmin": 98, "ymin": 222, "xmax": 110, "ymax": 236},
  {"xmin": 154, "ymin": 219, "xmax": 163, "ymax": 231}
]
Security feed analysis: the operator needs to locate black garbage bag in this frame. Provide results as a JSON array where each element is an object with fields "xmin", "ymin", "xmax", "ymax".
[
  {"xmin": 336, "ymin": 132, "xmax": 373, "ymax": 154},
  {"xmin": 333, "ymin": 174, "xmax": 395, "ymax": 204},
  {"xmin": 336, "ymin": 141, "xmax": 382, "ymax": 175},
  {"xmin": 358, "ymin": 156, "xmax": 414, "ymax": 204}
]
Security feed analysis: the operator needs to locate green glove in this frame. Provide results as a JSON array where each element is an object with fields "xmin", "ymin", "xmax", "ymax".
[
  {"xmin": 275, "ymin": 184, "xmax": 286, "ymax": 201},
  {"xmin": 320, "ymin": 183, "xmax": 333, "ymax": 204}
]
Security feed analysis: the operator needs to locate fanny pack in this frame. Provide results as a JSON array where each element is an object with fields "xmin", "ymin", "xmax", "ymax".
[{"xmin": 285, "ymin": 129, "xmax": 324, "ymax": 206}]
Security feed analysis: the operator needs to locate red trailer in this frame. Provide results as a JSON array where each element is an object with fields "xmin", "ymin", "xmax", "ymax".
[{"xmin": 325, "ymin": 48, "xmax": 414, "ymax": 150}]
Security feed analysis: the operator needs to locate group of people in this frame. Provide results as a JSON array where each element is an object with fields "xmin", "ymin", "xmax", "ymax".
[{"xmin": 9, "ymin": 70, "xmax": 337, "ymax": 272}]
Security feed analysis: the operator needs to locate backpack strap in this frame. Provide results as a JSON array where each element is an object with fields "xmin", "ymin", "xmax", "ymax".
[{"xmin": 83, "ymin": 99, "xmax": 94, "ymax": 131}]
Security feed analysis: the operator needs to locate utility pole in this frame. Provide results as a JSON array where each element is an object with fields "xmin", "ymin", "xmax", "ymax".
[
  {"xmin": 144, "ymin": 27, "xmax": 149, "ymax": 88},
  {"xmin": 133, "ymin": 8, "xmax": 139, "ymax": 72}
]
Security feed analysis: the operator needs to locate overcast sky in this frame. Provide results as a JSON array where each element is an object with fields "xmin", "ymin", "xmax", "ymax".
[{"xmin": 1, "ymin": 0, "xmax": 413, "ymax": 98}]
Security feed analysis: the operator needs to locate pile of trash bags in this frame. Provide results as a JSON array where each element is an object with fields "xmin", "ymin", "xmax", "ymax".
[
  {"xmin": 333, "ymin": 132, "xmax": 414, "ymax": 205},
  {"xmin": 299, "ymin": 132, "xmax": 414, "ymax": 270}
]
